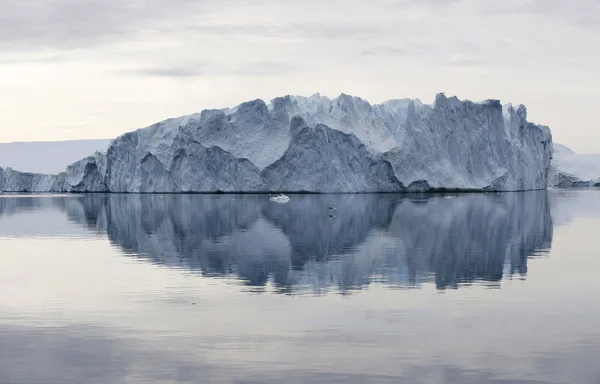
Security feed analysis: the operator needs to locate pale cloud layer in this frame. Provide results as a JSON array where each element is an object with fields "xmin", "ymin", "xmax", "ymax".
[{"xmin": 1, "ymin": 0, "xmax": 599, "ymax": 152}]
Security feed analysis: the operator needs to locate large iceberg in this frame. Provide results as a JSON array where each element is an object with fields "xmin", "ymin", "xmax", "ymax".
[
  {"xmin": 0, "ymin": 93, "xmax": 554, "ymax": 193},
  {"xmin": 550, "ymin": 143, "xmax": 600, "ymax": 187},
  {"xmin": 0, "ymin": 167, "xmax": 61, "ymax": 192},
  {"xmin": 63, "ymin": 151, "xmax": 110, "ymax": 192},
  {"xmin": 0, "ymin": 151, "xmax": 108, "ymax": 193}
]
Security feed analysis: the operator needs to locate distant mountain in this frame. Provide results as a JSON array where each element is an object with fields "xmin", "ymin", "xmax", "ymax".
[{"xmin": 0, "ymin": 139, "xmax": 111, "ymax": 175}]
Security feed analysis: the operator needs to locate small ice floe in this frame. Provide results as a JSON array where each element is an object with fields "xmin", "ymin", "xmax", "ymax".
[{"xmin": 269, "ymin": 194, "xmax": 290, "ymax": 204}]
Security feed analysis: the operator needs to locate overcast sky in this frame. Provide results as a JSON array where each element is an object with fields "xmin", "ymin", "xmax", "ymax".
[{"xmin": 0, "ymin": 0, "xmax": 599, "ymax": 152}]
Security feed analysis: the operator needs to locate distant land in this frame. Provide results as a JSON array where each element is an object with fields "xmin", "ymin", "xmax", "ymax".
[{"xmin": 0, "ymin": 139, "xmax": 111, "ymax": 175}]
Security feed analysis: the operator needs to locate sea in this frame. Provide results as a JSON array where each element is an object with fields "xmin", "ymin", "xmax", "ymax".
[{"xmin": 1, "ymin": 190, "xmax": 599, "ymax": 383}]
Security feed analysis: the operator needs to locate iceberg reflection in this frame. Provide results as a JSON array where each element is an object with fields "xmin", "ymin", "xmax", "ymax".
[{"xmin": 57, "ymin": 192, "xmax": 553, "ymax": 292}]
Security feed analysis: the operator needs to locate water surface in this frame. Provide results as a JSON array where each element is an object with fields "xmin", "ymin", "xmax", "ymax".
[{"xmin": 1, "ymin": 191, "xmax": 599, "ymax": 383}]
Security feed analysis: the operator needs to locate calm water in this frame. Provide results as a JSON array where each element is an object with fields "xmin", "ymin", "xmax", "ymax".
[{"xmin": 1, "ymin": 191, "xmax": 599, "ymax": 384}]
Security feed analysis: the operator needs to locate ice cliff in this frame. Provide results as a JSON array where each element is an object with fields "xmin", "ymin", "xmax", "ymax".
[
  {"xmin": 550, "ymin": 144, "xmax": 600, "ymax": 187},
  {"xmin": 0, "ymin": 167, "xmax": 62, "ymax": 193},
  {"xmin": 0, "ymin": 93, "xmax": 554, "ymax": 193},
  {"xmin": 0, "ymin": 151, "xmax": 108, "ymax": 193}
]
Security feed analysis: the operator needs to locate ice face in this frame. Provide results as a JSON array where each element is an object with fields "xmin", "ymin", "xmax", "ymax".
[
  {"xmin": 0, "ymin": 167, "xmax": 62, "ymax": 193},
  {"xmin": 0, "ymin": 92, "xmax": 555, "ymax": 193}
]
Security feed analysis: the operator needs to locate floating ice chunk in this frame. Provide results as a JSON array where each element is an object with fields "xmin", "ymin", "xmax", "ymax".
[{"xmin": 269, "ymin": 194, "xmax": 290, "ymax": 204}]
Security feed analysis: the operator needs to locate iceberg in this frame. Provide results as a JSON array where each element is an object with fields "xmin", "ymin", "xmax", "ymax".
[
  {"xmin": 63, "ymin": 151, "xmax": 109, "ymax": 192},
  {"xmin": 550, "ymin": 144, "xmax": 600, "ymax": 187},
  {"xmin": 0, "ymin": 167, "xmax": 61, "ymax": 193},
  {"xmin": 0, "ymin": 92, "xmax": 554, "ymax": 193},
  {"xmin": 269, "ymin": 194, "xmax": 290, "ymax": 204}
]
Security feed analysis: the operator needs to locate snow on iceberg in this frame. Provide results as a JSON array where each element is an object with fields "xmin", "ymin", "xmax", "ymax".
[{"xmin": 0, "ymin": 92, "xmax": 554, "ymax": 193}]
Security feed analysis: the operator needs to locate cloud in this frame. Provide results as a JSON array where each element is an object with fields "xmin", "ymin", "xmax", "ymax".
[
  {"xmin": 0, "ymin": 53, "xmax": 67, "ymax": 65},
  {"xmin": 362, "ymin": 47, "xmax": 412, "ymax": 56},
  {"xmin": 291, "ymin": 24, "xmax": 380, "ymax": 39},
  {"xmin": 478, "ymin": 0, "xmax": 600, "ymax": 27},
  {"xmin": 447, "ymin": 53, "xmax": 488, "ymax": 66},
  {"xmin": 398, "ymin": 0, "xmax": 466, "ymax": 6},
  {"xmin": 122, "ymin": 67, "xmax": 205, "ymax": 78},
  {"xmin": 362, "ymin": 43, "xmax": 431, "ymax": 56},
  {"xmin": 182, "ymin": 23, "xmax": 381, "ymax": 42},
  {"xmin": 0, "ymin": 0, "xmax": 382, "ymax": 53},
  {"xmin": 0, "ymin": 0, "xmax": 140, "ymax": 50},
  {"xmin": 0, "ymin": 0, "xmax": 231, "ymax": 51},
  {"xmin": 2, "ymin": 0, "xmax": 597, "ymax": 56},
  {"xmin": 119, "ymin": 61, "xmax": 301, "ymax": 79},
  {"xmin": 226, "ymin": 61, "xmax": 302, "ymax": 76},
  {"xmin": 362, "ymin": 41, "xmax": 493, "ymax": 68}
]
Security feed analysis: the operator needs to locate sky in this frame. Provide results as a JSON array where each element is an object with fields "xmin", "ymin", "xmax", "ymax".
[{"xmin": 0, "ymin": 0, "xmax": 599, "ymax": 153}]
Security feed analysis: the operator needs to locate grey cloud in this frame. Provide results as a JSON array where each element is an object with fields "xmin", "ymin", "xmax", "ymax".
[
  {"xmin": 0, "ymin": 0, "xmax": 381, "ymax": 53},
  {"xmin": 292, "ymin": 24, "xmax": 380, "ymax": 39},
  {"xmin": 362, "ymin": 40, "xmax": 521, "ymax": 70},
  {"xmin": 185, "ymin": 24, "xmax": 284, "ymax": 39},
  {"xmin": 122, "ymin": 67, "xmax": 205, "ymax": 78},
  {"xmin": 0, "ymin": 53, "xmax": 67, "ymax": 65},
  {"xmin": 362, "ymin": 41, "xmax": 488, "ymax": 66},
  {"xmin": 452, "ymin": 41, "xmax": 482, "ymax": 55},
  {"xmin": 362, "ymin": 42, "xmax": 432, "ymax": 56},
  {"xmin": 534, "ymin": 0, "xmax": 600, "ymax": 26},
  {"xmin": 412, "ymin": 0, "xmax": 464, "ymax": 5},
  {"xmin": 363, "ymin": 46, "xmax": 416, "ymax": 56},
  {"xmin": 478, "ymin": 0, "xmax": 600, "ymax": 27},
  {"xmin": 185, "ymin": 23, "xmax": 381, "ymax": 41},
  {"xmin": 362, "ymin": 47, "xmax": 412, "ymax": 56},
  {"xmin": 120, "ymin": 61, "xmax": 300, "ymax": 79},
  {"xmin": 446, "ymin": 54, "xmax": 488, "ymax": 67},
  {"xmin": 227, "ymin": 61, "xmax": 302, "ymax": 76},
  {"xmin": 1, "ymin": 0, "xmax": 138, "ymax": 50},
  {"xmin": 391, "ymin": 0, "xmax": 466, "ymax": 7},
  {"xmin": 0, "ymin": 0, "xmax": 215, "ymax": 51},
  {"xmin": 2, "ymin": 0, "xmax": 597, "ymax": 57}
]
